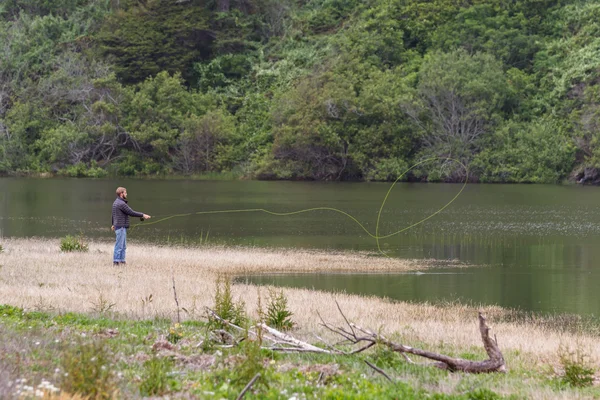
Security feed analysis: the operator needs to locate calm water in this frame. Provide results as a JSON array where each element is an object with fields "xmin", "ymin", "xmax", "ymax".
[{"xmin": 2, "ymin": 178, "xmax": 600, "ymax": 316}]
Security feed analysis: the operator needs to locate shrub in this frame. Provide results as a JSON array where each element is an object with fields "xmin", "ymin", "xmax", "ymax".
[
  {"xmin": 60, "ymin": 235, "xmax": 89, "ymax": 252},
  {"xmin": 0, "ymin": 243, "xmax": 3, "ymax": 253},
  {"xmin": 209, "ymin": 275, "xmax": 247, "ymax": 329},
  {"xmin": 232, "ymin": 335, "xmax": 266, "ymax": 390},
  {"xmin": 61, "ymin": 340, "xmax": 116, "ymax": 399},
  {"xmin": 89, "ymin": 293, "xmax": 116, "ymax": 314},
  {"xmin": 139, "ymin": 357, "xmax": 176, "ymax": 397},
  {"xmin": 265, "ymin": 289, "xmax": 294, "ymax": 331},
  {"xmin": 558, "ymin": 344, "xmax": 596, "ymax": 387}
]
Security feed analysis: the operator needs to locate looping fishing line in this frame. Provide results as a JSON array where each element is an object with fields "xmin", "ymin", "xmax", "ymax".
[{"xmin": 132, "ymin": 157, "xmax": 468, "ymax": 256}]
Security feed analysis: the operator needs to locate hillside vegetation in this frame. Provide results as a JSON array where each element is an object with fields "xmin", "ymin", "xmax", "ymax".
[{"xmin": 1, "ymin": 0, "xmax": 599, "ymax": 182}]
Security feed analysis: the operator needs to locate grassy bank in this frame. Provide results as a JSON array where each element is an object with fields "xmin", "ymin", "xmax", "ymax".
[{"xmin": 0, "ymin": 238, "xmax": 599, "ymax": 399}]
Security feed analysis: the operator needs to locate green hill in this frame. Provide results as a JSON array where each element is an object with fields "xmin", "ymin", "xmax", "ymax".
[{"xmin": 0, "ymin": 0, "xmax": 598, "ymax": 182}]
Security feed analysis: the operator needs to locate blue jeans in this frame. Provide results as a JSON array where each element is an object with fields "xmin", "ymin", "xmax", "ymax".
[{"xmin": 114, "ymin": 227, "xmax": 127, "ymax": 263}]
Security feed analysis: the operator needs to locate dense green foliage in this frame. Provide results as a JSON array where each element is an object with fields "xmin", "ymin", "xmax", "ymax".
[{"xmin": 1, "ymin": 0, "xmax": 598, "ymax": 182}]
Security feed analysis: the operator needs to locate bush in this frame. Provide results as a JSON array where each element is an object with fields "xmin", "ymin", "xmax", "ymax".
[
  {"xmin": 60, "ymin": 235, "xmax": 89, "ymax": 252},
  {"xmin": 209, "ymin": 275, "xmax": 247, "ymax": 330},
  {"xmin": 61, "ymin": 340, "xmax": 116, "ymax": 399},
  {"xmin": 139, "ymin": 357, "xmax": 177, "ymax": 397},
  {"xmin": 0, "ymin": 244, "xmax": 3, "ymax": 253},
  {"xmin": 558, "ymin": 344, "xmax": 596, "ymax": 388},
  {"xmin": 265, "ymin": 289, "xmax": 294, "ymax": 331}
]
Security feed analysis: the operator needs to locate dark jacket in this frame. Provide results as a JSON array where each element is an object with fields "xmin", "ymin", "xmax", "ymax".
[{"xmin": 112, "ymin": 197, "xmax": 144, "ymax": 229}]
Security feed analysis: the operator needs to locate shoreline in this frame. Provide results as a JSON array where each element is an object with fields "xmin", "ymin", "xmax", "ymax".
[
  {"xmin": 0, "ymin": 172, "xmax": 584, "ymax": 185},
  {"xmin": 0, "ymin": 239, "xmax": 598, "ymax": 355},
  {"xmin": 1, "ymin": 238, "xmax": 599, "ymax": 398}
]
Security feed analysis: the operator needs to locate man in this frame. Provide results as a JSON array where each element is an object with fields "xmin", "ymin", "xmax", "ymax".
[{"xmin": 111, "ymin": 187, "xmax": 151, "ymax": 266}]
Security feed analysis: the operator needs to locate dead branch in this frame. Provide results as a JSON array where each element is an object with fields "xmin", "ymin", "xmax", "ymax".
[
  {"xmin": 364, "ymin": 360, "xmax": 394, "ymax": 383},
  {"xmin": 258, "ymin": 323, "xmax": 338, "ymax": 354},
  {"xmin": 171, "ymin": 267, "xmax": 180, "ymax": 324},
  {"xmin": 321, "ymin": 303, "xmax": 506, "ymax": 373},
  {"xmin": 204, "ymin": 308, "xmax": 337, "ymax": 354},
  {"xmin": 205, "ymin": 307, "xmax": 251, "ymax": 335},
  {"xmin": 236, "ymin": 373, "xmax": 260, "ymax": 400}
]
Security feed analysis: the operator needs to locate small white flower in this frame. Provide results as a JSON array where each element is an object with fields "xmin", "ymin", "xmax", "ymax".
[{"xmin": 34, "ymin": 341, "xmax": 40, "ymax": 346}]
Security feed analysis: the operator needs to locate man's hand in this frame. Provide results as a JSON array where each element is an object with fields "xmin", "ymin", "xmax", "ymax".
[
  {"xmin": 142, "ymin": 214, "xmax": 151, "ymax": 220},
  {"xmin": 111, "ymin": 225, "xmax": 115, "ymax": 231}
]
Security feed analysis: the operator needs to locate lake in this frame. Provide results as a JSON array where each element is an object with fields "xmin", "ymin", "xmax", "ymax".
[{"xmin": 1, "ymin": 178, "xmax": 600, "ymax": 316}]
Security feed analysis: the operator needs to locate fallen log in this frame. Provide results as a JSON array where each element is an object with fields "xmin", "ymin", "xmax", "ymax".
[
  {"xmin": 320, "ymin": 302, "xmax": 506, "ymax": 373},
  {"xmin": 204, "ymin": 304, "xmax": 506, "ymax": 373}
]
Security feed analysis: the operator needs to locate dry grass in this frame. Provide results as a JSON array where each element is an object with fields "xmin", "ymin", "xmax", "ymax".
[{"xmin": 0, "ymin": 237, "xmax": 599, "ymax": 369}]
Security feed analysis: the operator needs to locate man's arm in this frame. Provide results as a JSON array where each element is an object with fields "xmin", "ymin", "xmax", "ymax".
[{"xmin": 118, "ymin": 202, "xmax": 144, "ymax": 218}]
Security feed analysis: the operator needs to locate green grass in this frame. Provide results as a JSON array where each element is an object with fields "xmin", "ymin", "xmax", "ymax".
[{"xmin": 0, "ymin": 305, "xmax": 598, "ymax": 399}]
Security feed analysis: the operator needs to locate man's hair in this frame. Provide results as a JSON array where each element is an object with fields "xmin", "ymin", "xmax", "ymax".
[{"xmin": 116, "ymin": 187, "xmax": 127, "ymax": 196}]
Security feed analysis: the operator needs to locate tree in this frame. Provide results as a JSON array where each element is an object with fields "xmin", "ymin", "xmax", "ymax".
[
  {"xmin": 432, "ymin": 3, "xmax": 542, "ymax": 70},
  {"xmin": 474, "ymin": 118, "xmax": 575, "ymax": 183},
  {"xmin": 173, "ymin": 109, "xmax": 237, "ymax": 174},
  {"xmin": 123, "ymin": 72, "xmax": 215, "ymax": 168},
  {"xmin": 97, "ymin": 0, "xmax": 214, "ymax": 84},
  {"xmin": 404, "ymin": 49, "xmax": 509, "ymax": 181},
  {"xmin": 267, "ymin": 71, "xmax": 359, "ymax": 180}
]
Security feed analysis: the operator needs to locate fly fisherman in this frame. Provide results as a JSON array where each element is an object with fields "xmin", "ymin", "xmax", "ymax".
[{"xmin": 111, "ymin": 187, "xmax": 151, "ymax": 266}]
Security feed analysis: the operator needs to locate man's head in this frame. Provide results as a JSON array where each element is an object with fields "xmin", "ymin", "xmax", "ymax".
[{"xmin": 116, "ymin": 187, "xmax": 128, "ymax": 199}]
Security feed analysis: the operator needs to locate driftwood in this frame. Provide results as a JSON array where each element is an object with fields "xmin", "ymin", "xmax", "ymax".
[
  {"xmin": 205, "ymin": 307, "xmax": 335, "ymax": 353},
  {"xmin": 205, "ymin": 305, "xmax": 506, "ymax": 373},
  {"xmin": 319, "ymin": 303, "xmax": 506, "ymax": 373}
]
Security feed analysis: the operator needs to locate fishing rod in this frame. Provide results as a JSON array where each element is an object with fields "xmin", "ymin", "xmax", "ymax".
[{"xmin": 131, "ymin": 157, "xmax": 469, "ymax": 256}]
